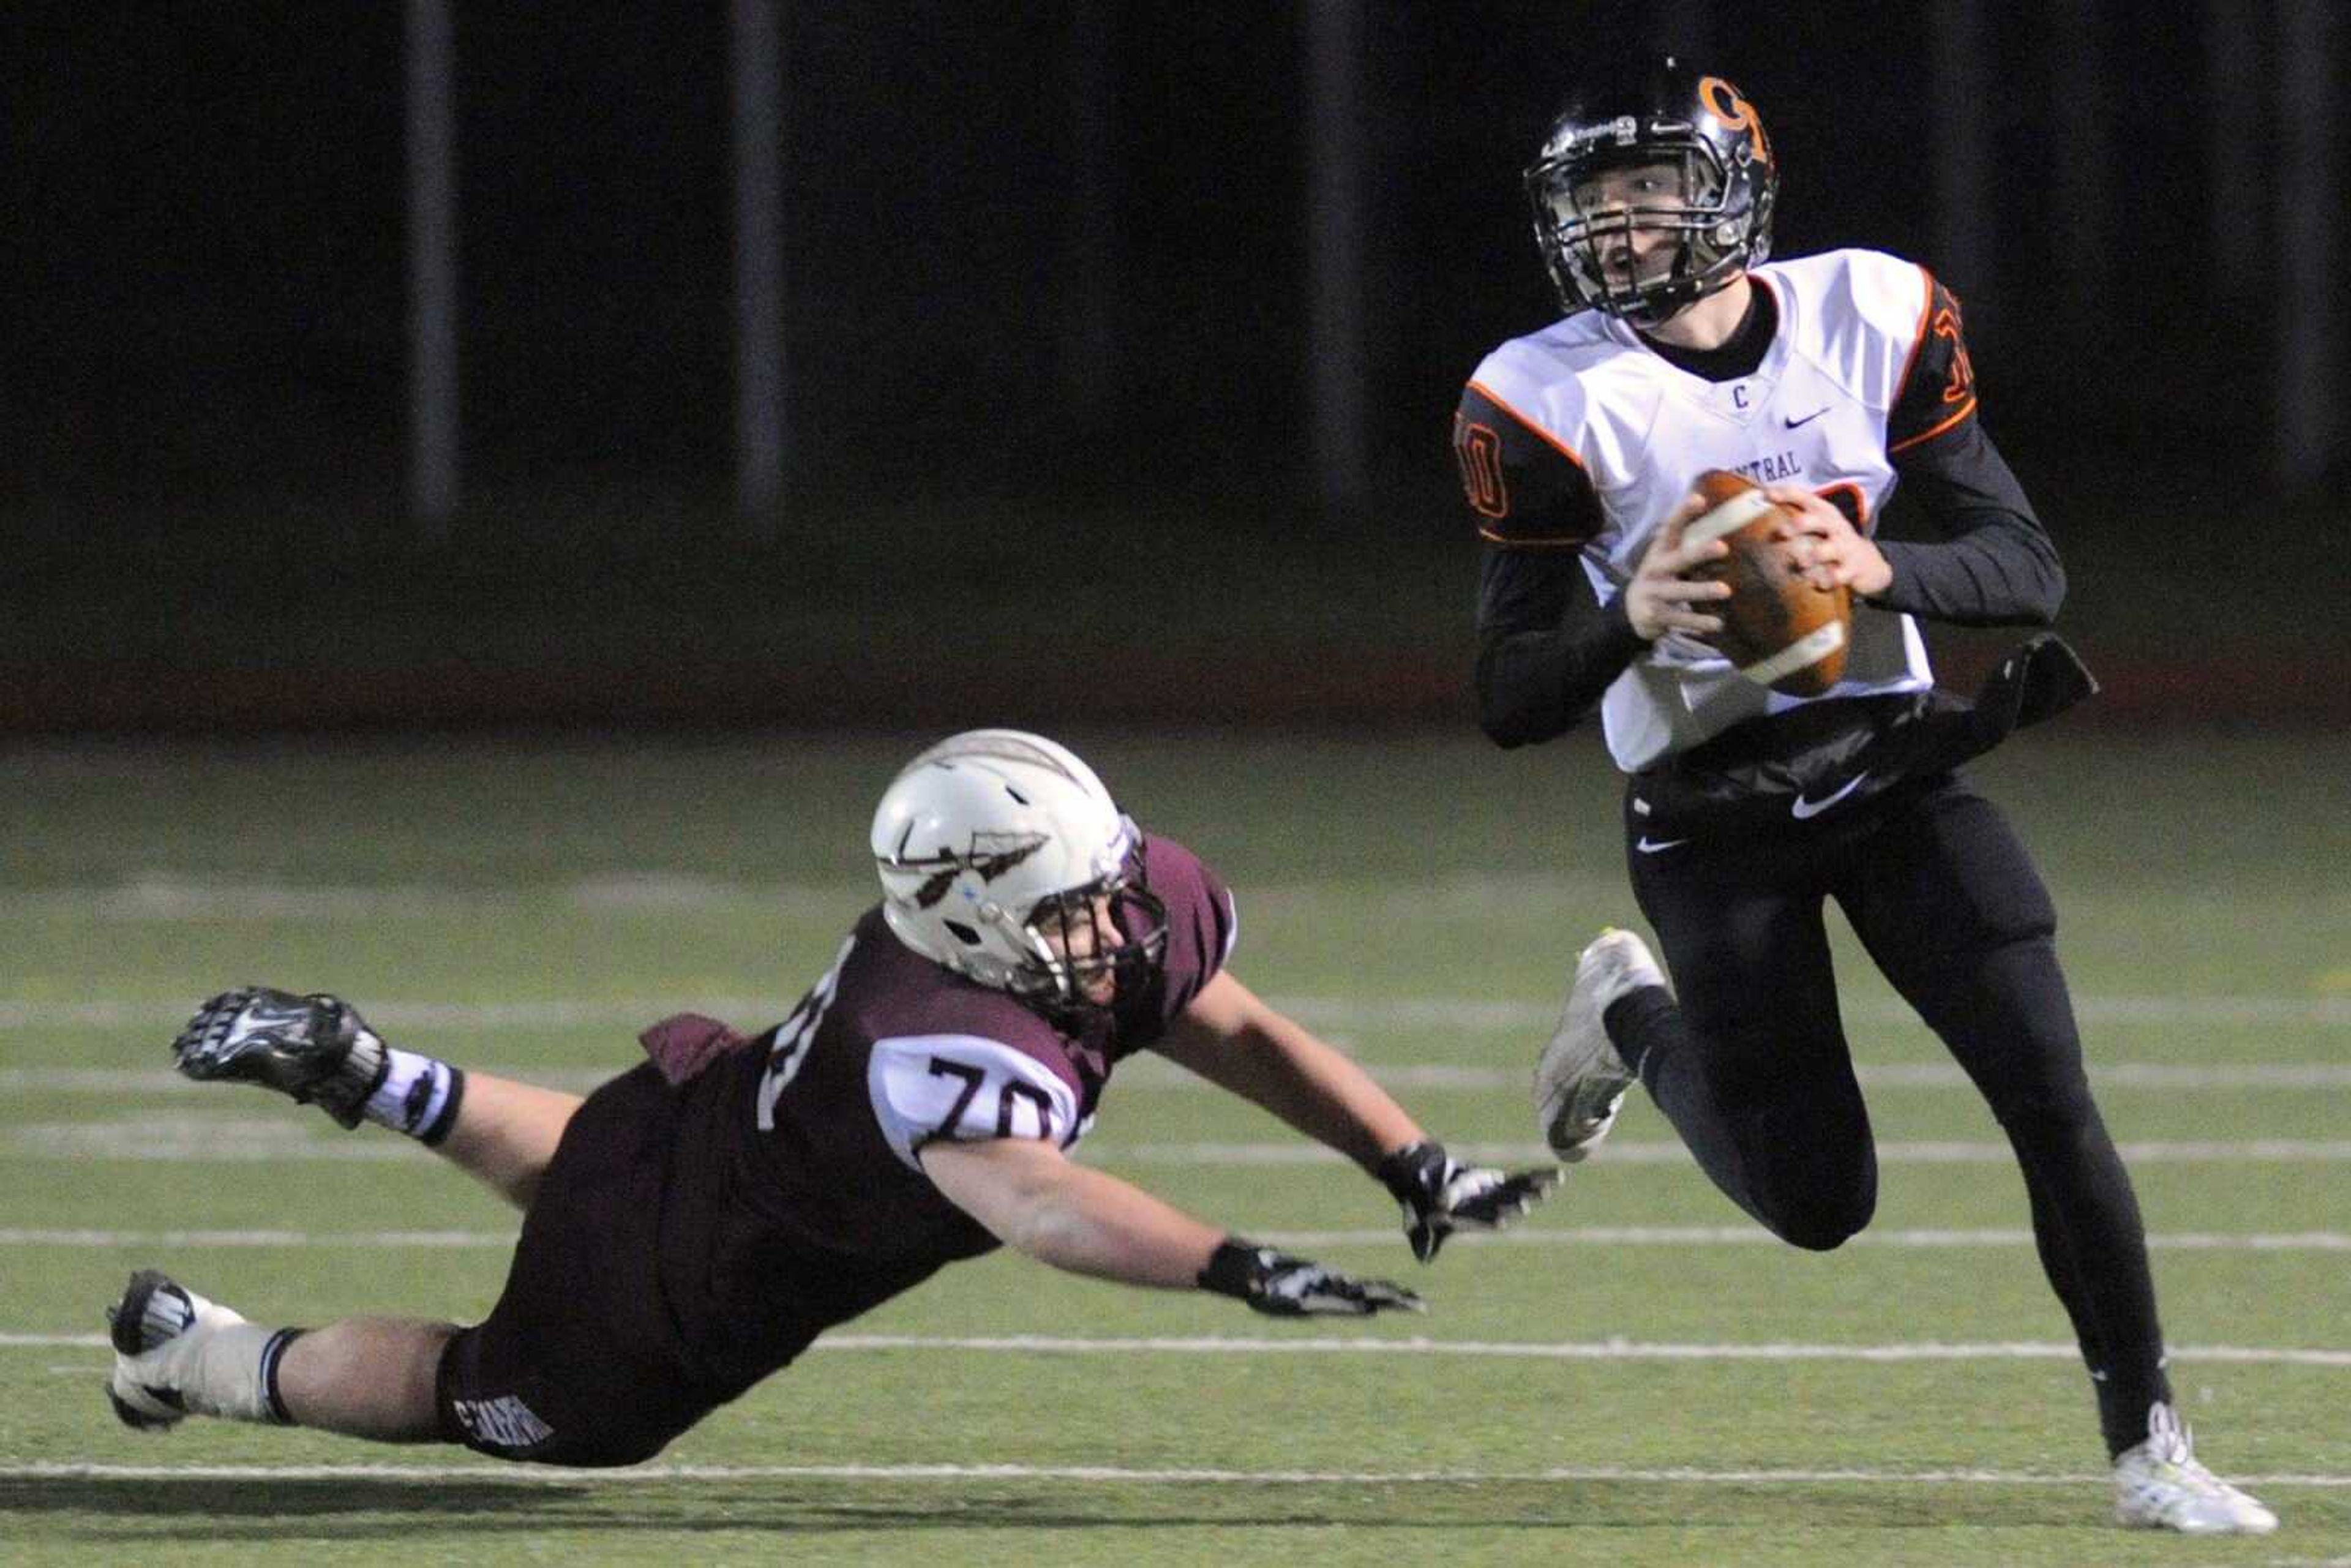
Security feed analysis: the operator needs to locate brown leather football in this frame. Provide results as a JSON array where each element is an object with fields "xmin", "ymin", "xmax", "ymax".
[{"xmin": 1683, "ymin": 470, "xmax": 1852, "ymax": 697}]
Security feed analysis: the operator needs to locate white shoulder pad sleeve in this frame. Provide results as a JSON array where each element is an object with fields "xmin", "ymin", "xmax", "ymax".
[
  {"xmin": 1837, "ymin": 249, "xmax": 1935, "ymax": 404},
  {"xmin": 1471, "ymin": 339, "xmax": 1595, "ymax": 459},
  {"xmin": 1839, "ymin": 247, "xmax": 1932, "ymax": 330},
  {"xmin": 868, "ymin": 1033, "xmax": 1082, "ymax": 1171}
]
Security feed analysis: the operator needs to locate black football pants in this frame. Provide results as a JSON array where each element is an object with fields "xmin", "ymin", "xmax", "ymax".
[{"xmin": 1618, "ymin": 769, "xmax": 2170, "ymax": 1455}]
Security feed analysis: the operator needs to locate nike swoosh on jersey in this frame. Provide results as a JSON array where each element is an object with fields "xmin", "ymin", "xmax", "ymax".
[
  {"xmin": 1790, "ymin": 772, "xmax": 1870, "ymax": 820},
  {"xmin": 1783, "ymin": 407, "xmax": 1831, "ymax": 429},
  {"xmin": 1634, "ymin": 836, "xmax": 1691, "ymax": 853}
]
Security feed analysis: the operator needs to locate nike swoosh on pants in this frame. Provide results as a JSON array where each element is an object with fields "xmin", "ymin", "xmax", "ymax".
[{"xmin": 1790, "ymin": 772, "xmax": 1870, "ymax": 820}]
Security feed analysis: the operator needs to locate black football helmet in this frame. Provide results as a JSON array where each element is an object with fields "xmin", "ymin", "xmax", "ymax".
[{"xmin": 1524, "ymin": 57, "xmax": 1778, "ymax": 328}]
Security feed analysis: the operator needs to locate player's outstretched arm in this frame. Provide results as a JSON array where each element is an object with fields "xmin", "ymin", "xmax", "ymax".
[
  {"xmin": 1155, "ymin": 971, "xmax": 1422, "ymax": 1167},
  {"xmin": 921, "ymin": 1135, "xmax": 1222, "ymax": 1287},
  {"xmin": 919, "ymin": 1136, "xmax": 1420, "ymax": 1315},
  {"xmin": 1155, "ymin": 972, "xmax": 1557, "ymax": 1261}
]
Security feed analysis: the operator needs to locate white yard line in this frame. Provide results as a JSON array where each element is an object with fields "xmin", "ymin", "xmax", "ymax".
[
  {"xmin": 4, "ymin": 993, "xmax": 2349, "ymax": 1031},
  {"xmin": 0, "ymin": 1459, "xmax": 2139, "ymax": 1485},
  {"xmin": 1119, "ymin": 1142, "xmax": 2351, "ymax": 1166},
  {"xmin": 0, "ymin": 1000, "xmax": 795, "ymax": 1032},
  {"xmin": 1101, "ymin": 1140, "xmax": 2351, "ymax": 1166},
  {"xmin": 12, "ymin": 1331, "xmax": 2350, "ymax": 1368},
  {"xmin": 2, "ymin": 1458, "xmax": 2347, "ymax": 1490},
  {"xmin": 1280, "ymin": 994, "xmax": 2351, "ymax": 1031},
  {"xmin": 1, "ymin": 1067, "xmax": 625, "ymax": 1093},
  {"xmin": 6, "ymin": 1225, "xmax": 2350, "ymax": 1253},
  {"xmin": 12, "ymin": 1122, "xmax": 2351, "ymax": 1166},
  {"xmin": 0, "ymin": 879, "xmax": 841, "ymax": 918},
  {"xmin": 0, "ymin": 1228, "xmax": 515, "ymax": 1248},
  {"xmin": 10, "ymin": 1061, "xmax": 2351, "ymax": 1096},
  {"xmin": 12, "ymin": 1119, "xmax": 2351, "ymax": 1166}
]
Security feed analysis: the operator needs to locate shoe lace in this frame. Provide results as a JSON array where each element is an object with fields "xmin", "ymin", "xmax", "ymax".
[
  {"xmin": 2135, "ymin": 1403, "xmax": 2247, "ymax": 1500},
  {"xmin": 2146, "ymin": 1401, "xmax": 2194, "ymax": 1468}
]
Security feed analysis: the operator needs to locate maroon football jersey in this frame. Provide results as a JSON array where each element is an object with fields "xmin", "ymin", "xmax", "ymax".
[{"xmin": 652, "ymin": 833, "xmax": 1234, "ymax": 1395}]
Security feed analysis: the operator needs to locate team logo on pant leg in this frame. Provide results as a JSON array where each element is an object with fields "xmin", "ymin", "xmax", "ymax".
[{"xmin": 452, "ymin": 1394, "xmax": 556, "ymax": 1452}]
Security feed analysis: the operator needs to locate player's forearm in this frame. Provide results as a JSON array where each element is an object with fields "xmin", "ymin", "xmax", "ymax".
[
  {"xmin": 924, "ymin": 1137, "xmax": 1225, "ymax": 1289},
  {"xmin": 992, "ymin": 1162, "xmax": 1225, "ymax": 1289},
  {"xmin": 1474, "ymin": 545, "xmax": 1643, "ymax": 748},
  {"xmin": 1877, "ymin": 422, "xmax": 2066, "ymax": 625},
  {"xmin": 1474, "ymin": 599, "xmax": 1643, "ymax": 747},
  {"xmin": 1873, "ymin": 519, "xmax": 2064, "ymax": 626},
  {"xmin": 1183, "ymin": 1013, "xmax": 1423, "ymax": 1172}
]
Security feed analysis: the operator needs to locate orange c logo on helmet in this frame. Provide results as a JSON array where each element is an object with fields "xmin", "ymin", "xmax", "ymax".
[{"xmin": 1698, "ymin": 75, "xmax": 1772, "ymax": 168}]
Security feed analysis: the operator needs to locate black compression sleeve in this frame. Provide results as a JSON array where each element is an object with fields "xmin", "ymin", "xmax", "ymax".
[
  {"xmin": 1473, "ymin": 544, "xmax": 1646, "ymax": 748},
  {"xmin": 1872, "ymin": 422, "xmax": 2065, "ymax": 626}
]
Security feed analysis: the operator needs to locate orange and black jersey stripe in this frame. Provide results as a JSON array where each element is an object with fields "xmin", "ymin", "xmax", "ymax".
[
  {"xmin": 1451, "ymin": 383, "xmax": 1607, "ymax": 548},
  {"xmin": 1889, "ymin": 274, "xmax": 1980, "ymax": 455}
]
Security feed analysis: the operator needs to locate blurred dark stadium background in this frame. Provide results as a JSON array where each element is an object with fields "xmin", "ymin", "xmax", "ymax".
[{"xmin": 6, "ymin": 1, "xmax": 2345, "ymax": 735}]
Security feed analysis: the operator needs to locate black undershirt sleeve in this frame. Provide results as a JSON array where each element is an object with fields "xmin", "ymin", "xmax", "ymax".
[
  {"xmin": 1473, "ymin": 546, "xmax": 1646, "ymax": 748},
  {"xmin": 1454, "ymin": 377, "xmax": 1635, "ymax": 748},
  {"xmin": 1872, "ymin": 420, "xmax": 2065, "ymax": 627},
  {"xmin": 1869, "ymin": 274, "xmax": 2064, "ymax": 628}
]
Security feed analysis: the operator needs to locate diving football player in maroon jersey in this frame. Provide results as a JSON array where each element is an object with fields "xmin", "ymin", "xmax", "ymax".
[{"xmin": 108, "ymin": 730, "xmax": 1554, "ymax": 1466}]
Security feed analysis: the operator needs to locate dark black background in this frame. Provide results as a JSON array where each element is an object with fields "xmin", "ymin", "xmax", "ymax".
[{"xmin": 4, "ymin": 4, "xmax": 2342, "ymax": 730}]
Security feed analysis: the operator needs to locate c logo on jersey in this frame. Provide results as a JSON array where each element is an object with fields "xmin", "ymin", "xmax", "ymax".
[
  {"xmin": 1452, "ymin": 413, "xmax": 1509, "ymax": 519},
  {"xmin": 1698, "ymin": 77, "xmax": 1772, "ymax": 168}
]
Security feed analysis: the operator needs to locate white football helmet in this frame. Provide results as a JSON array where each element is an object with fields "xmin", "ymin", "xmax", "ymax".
[{"xmin": 871, "ymin": 730, "xmax": 1168, "ymax": 1010}]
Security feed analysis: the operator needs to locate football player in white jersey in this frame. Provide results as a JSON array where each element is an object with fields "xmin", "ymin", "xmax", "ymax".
[{"xmin": 1457, "ymin": 58, "xmax": 2274, "ymax": 1536}]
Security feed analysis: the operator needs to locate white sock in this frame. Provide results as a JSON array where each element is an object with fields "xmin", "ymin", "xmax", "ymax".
[
  {"xmin": 363, "ymin": 1048, "xmax": 463, "ymax": 1142},
  {"xmin": 127, "ymin": 1308, "xmax": 297, "ymax": 1424}
]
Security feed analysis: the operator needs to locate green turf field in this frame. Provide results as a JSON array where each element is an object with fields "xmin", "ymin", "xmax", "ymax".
[{"xmin": 3, "ymin": 729, "xmax": 2346, "ymax": 1564}]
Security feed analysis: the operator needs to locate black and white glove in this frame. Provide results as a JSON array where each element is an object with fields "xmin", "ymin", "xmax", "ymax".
[
  {"xmin": 1197, "ymin": 1239, "xmax": 1425, "ymax": 1318},
  {"xmin": 171, "ymin": 986, "xmax": 388, "ymax": 1129},
  {"xmin": 1377, "ymin": 1140, "xmax": 1559, "ymax": 1262}
]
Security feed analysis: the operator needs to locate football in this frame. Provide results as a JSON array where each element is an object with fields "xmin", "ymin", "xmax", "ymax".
[{"xmin": 1682, "ymin": 470, "xmax": 1851, "ymax": 697}]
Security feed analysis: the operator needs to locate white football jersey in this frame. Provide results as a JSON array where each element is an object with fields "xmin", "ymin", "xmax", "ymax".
[{"xmin": 1464, "ymin": 248, "xmax": 1979, "ymax": 771}]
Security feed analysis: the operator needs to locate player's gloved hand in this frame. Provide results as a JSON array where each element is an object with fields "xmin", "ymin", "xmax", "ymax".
[
  {"xmin": 1376, "ymin": 1139, "xmax": 1560, "ymax": 1262},
  {"xmin": 1197, "ymin": 1239, "xmax": 1425, "ymax": 1317},
  {"xmin": 170, "ymin": 986, "xmax": 388, "ymax": 1128}
]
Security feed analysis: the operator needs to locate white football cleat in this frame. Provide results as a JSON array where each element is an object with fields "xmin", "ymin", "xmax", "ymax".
[
  {"xmin": 105, "ymin": 1270, "xmax": 273, "ymax": 1430},
  {"xmin": 2112, "ymin": 1402, "xmax": 2276, "ymax": 1535},
  {"xmin": 1534, "ymin": 928, "xmax": 1665, "ymax": 1162}
]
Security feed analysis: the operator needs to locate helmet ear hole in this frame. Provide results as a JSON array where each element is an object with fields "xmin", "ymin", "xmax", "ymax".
[{"xmin": 943, "ymin": 920, "xmax": 983, "ymax": 947}]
